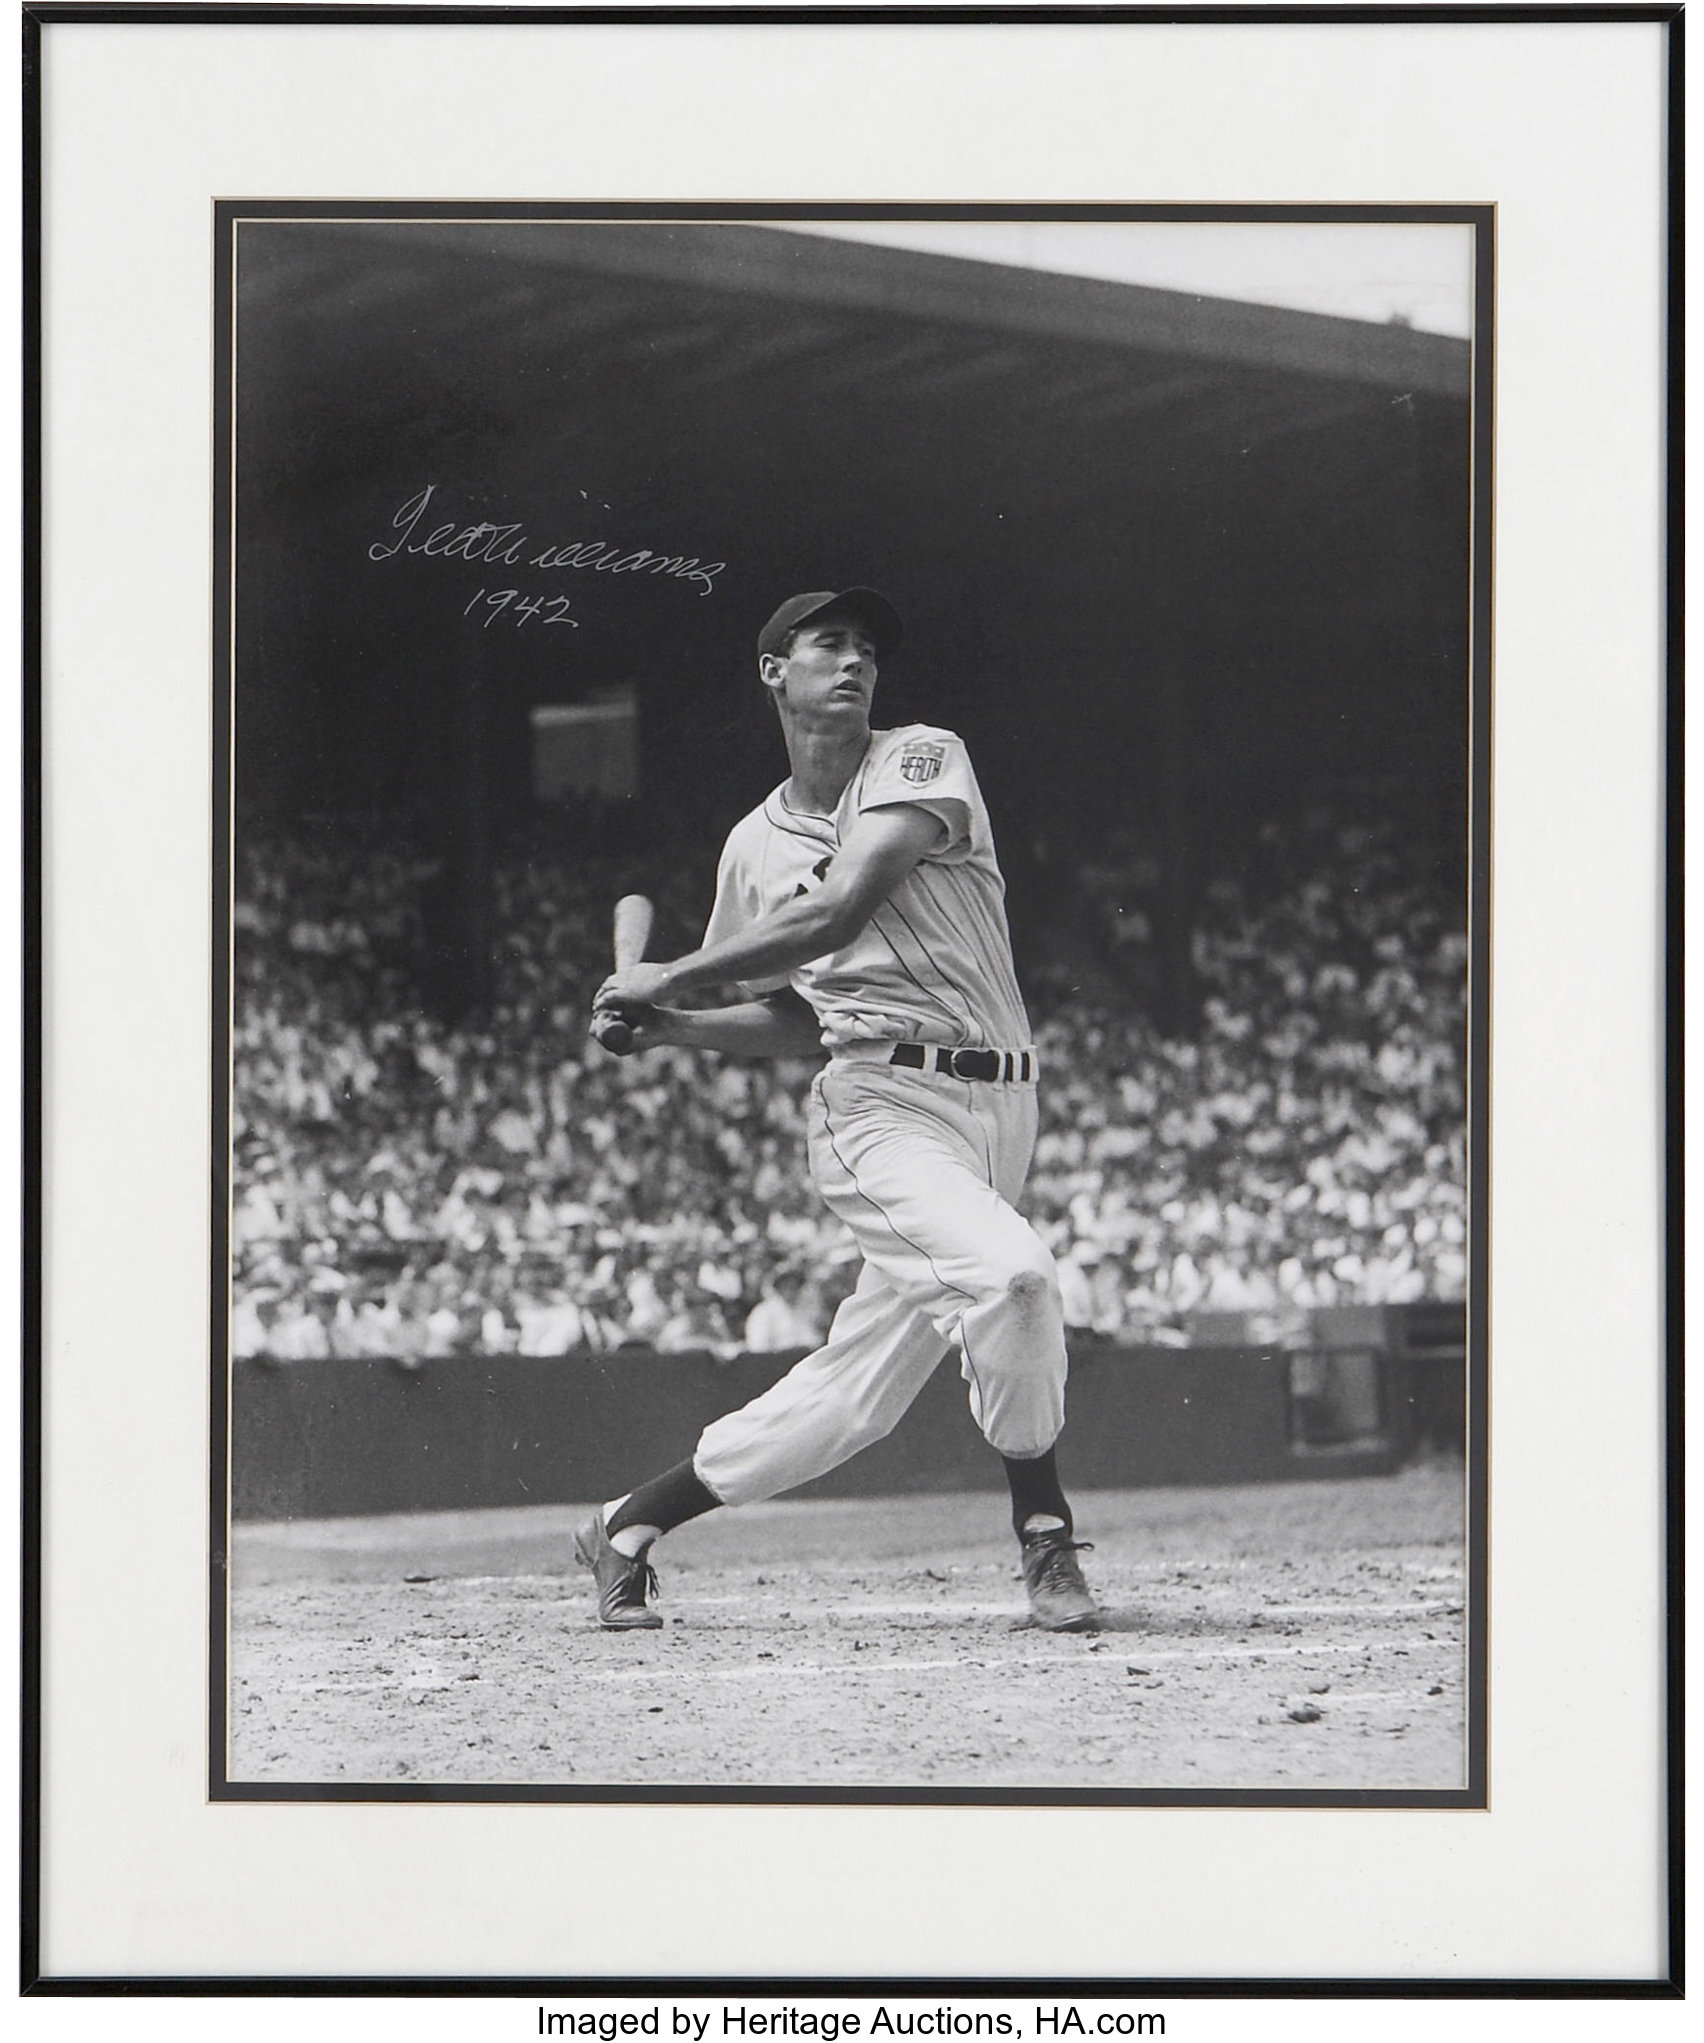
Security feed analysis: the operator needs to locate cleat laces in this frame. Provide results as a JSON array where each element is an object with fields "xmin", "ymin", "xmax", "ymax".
[
  {"xmin": 608, "ymin": 1551, "xmax": 660, "ymax": 1609},
  {"xmin": 1033, "ymin": 1537, "xmax": 1094, "ymax": 1590}
]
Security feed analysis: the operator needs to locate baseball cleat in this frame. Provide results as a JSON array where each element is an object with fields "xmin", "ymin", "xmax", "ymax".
[
  {"xmin": 1019, "ymin": 1528, "xmax": 1102, "ymax": 1632},
  {"xmin": 573, "ymin": 1511, "xmax": 664, "ymax": 1630}
]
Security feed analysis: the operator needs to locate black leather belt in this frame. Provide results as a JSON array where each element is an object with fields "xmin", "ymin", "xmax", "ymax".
[{"xmin": 890, "ymin": 1044, "xmax": 1034, "ymax": 1083}]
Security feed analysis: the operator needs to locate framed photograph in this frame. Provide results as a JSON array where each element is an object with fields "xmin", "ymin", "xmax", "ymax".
[{"xmin": 24, "ymin": 3, "xmax": 1678, "ymax": 2003}]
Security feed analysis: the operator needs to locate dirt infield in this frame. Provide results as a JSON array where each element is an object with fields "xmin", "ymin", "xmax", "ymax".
[{"xmin": 226, "ymin": 1463, "xmax": 1467, "ymax": 1795}]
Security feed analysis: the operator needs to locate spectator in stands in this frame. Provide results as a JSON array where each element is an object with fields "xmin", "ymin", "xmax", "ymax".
[
  {"xmin": 743, "ymin": 1267, "xmax": 827, "ymax": 1355},
  {"xmin": 267, "ymin": 1294, "xmax": 331, "ymax": 1362},
  {"xmin": 515, "ymin": 1280, "xmax": 593, "ymax": 1357},
  {"xmin": 231, "ymin": 1289, "xmax": 275, "ymax": 1361}
]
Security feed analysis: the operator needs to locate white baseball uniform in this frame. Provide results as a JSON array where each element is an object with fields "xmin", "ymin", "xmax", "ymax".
[{"xmin": 691, "ymin": 724, "xmax": 1069, "ymax": 1507}]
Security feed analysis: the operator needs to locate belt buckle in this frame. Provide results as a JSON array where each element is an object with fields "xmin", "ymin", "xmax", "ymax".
[{"xmin": 949, "ymin": 1048, "xmax": 997, "ymax": 1081}]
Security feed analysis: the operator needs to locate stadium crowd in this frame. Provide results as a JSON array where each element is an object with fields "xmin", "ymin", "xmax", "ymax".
[{"xmin": 232, "ymin": 804, "xmax": 1466, "ymax": 1360}]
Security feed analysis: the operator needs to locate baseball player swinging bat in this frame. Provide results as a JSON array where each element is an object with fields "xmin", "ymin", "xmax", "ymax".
[
  {"xmin": 592, "ymin": 892, "xmax": 656, "ymax": 1054},
  {"xmin": 570, "ymin": 585, "xmax": 1101, "ymax": 1638}
]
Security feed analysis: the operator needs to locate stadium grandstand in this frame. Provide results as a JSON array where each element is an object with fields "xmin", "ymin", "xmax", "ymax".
[{"xmin": 231, "ymin": 795, "xmax": 1466, "ymax": 1362}]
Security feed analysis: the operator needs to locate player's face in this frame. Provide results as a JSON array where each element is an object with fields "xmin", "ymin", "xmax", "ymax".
[{"xmin": 762, "ymin": 613, "xmax": 878, "ymax": 721}]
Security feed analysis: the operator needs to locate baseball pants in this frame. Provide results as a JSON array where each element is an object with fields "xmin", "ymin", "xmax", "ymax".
[{"xmin": 693, "ymin": 1054, "xmax": 1068, "ymax": 1506}]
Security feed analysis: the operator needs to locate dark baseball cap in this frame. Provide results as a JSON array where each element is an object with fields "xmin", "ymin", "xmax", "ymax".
[{"xmin": 757, "ymin": 587, "xmax": 904, "ymax": 660}]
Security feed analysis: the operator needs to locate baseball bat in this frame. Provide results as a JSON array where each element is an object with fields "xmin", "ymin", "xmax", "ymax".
[{"xmin": 593, "ymin": 892, "xmax": 656, "ymax": 1054}]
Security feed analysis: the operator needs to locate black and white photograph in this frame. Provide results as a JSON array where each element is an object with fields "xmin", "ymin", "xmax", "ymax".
[
  {"xmin": 28, "ymin": 0, "xmax": 1676, "ymax": 1994},
  {"xmin": 217, "ymin": 208, "xmax": 1484, "ymax": 1801}
]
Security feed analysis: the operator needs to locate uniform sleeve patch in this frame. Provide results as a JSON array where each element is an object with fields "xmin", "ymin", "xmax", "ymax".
[{"xmin": 898, "ymin": 740, "xmax": 946, "ymax": 786}]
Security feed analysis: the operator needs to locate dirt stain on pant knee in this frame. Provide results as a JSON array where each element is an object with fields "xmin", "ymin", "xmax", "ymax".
[{"xmin": 1004, "ymin": 1267, "xmax": 1059, "ymax": 1321}]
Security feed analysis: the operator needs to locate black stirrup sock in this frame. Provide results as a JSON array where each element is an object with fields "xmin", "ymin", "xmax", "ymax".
[
  {"xmin": 607, "ymin": 1459, "xmax": 721, "ymax": 1539},
  {"xmin": 1001, "ymin": 1446, "xmax": 1073, "ymax": 1541}
]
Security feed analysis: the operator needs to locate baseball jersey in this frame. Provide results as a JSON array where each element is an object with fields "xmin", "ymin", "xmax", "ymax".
[{"xmin": 701, "ymin": 724, "xmax": 1032, "ymax": 1052}]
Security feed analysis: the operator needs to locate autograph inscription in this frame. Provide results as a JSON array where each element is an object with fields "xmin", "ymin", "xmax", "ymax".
[{"xmin": 368, "ymin": 485, "xmax": 724, "ymax": 595}]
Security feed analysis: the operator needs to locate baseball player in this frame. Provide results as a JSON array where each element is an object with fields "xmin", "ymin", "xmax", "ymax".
[{"xmin": 584, "ymin": 587, "xmax": 1100, "ymax": 1632}]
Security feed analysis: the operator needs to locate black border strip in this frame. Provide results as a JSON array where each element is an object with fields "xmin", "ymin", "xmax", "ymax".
[
  {"xmin": 206, "ymin": 198, "xmax": 1496, "ymax": 225},
  {"xmin": 20, "ymin": 3, "xmax": 46, "ymax": 2007},
  {"xmin": 209, "ymin": 206, "xmax": 236, "ymax": 1809},
  {"xmin": 1661, "ymin": 0, "xmax": 1686, "ymax": 1999},
  {"xmin": 208, "ymin": 1778, "xmax": 1484, "ymax": 1808},
  {"xmin": 1464, "ymin": 207, "xmax": 1493, "ymax": 1816},
  {"xmin": 15, "ymin": 5, "xmax": 1696, "ymax": 27},
  {"xmin": 18, "ymin": 1973, "xmax": 1690, "ymax": 2000}
]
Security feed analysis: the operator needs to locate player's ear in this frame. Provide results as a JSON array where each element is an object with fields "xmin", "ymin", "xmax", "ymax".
[{"xmin": 758, "ymin": 653, "xmax": 786, "ymax": 696}]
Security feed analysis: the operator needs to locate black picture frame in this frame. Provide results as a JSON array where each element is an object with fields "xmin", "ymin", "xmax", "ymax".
[{"xmin": 21, "ymin": 2, "xmax": 1681, "ymax": 2003}]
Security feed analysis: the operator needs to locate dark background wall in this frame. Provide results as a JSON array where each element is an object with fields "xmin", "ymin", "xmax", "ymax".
[{"xmin": 229, "ymin": 1325, "xmax": 1466, "ymax": 1523}]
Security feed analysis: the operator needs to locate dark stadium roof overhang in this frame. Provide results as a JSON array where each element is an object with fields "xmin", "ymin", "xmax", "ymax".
[
  {"xmin": 235, "ymin": 217, "xmax": 1473, "ymax": 840},
  {"xmin": 240, "ymin": 216, "xmax": 1467, "ymax": 438}
]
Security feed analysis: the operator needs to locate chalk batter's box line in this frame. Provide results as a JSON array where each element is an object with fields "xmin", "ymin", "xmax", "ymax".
[
  {"xmin": 251, "ymin": 1629, "xmax": 1464, "ymax": 1698},
  {"xmin": 245, "ymin": 1623, "xmax": 1464, "ymax": 1696},
  {"xmin": 283, "ymin": 1679, "xmax": 1446, "ymax": 1721},
  {"xmin": 411, "ymin": 1576, "xmax": 1465, "ymax": 1616},
  {"xmin": 676, "ymin": 1597, "xmax": 1464, "ymax": 1618},
  {"xmin": 510, "ymin": 1634, "xmax": 1461, "ymax": 1683}
]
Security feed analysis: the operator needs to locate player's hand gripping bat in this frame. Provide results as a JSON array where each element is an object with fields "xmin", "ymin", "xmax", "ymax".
[{"xmin": 591, "ymin": 893, "xmax": 656, "ymax": 1055}]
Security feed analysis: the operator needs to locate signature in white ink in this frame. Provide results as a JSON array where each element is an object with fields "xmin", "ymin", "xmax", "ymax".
[{"xmin": 368, "ymin": 485, "xmax": 724, "ymax": 595}]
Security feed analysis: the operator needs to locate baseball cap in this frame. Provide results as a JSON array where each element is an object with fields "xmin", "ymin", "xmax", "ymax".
[{"xmin": 757, "ymin": 587, "xmax": 904, "ymax": 660}]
